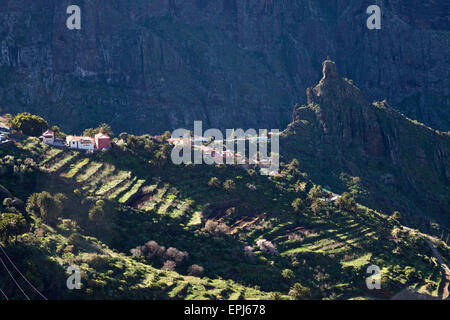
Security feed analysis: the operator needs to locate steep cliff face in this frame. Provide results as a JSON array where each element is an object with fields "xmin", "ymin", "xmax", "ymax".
[
  {"xmin": 283, "ymin": 61, "xmax": 450, "ymax": 225},
  {"xmin": 0, "ymin": 0, "xmax": 448, "ymax": 134}
]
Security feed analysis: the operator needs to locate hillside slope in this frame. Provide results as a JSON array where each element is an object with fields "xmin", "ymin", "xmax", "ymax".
[{"xmin": 0, "ymin": 130, "xmax": 449, "ymax": 300}]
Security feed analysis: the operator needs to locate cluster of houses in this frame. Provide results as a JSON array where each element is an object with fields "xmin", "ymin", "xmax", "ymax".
[
  {"xmin": 169, "ymin": 136, "xmax": 276, "ymax": 170},
  {"xmin": 41, "ymin": 129, "xmax": 111, "ymax": 152}
]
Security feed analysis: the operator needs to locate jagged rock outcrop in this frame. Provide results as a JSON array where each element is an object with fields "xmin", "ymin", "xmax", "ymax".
[
  {"xmin": 0, "ymin": 0, "xmax": 448, "ymax": 134},
  {"xmin": 283, "ymin": 60, "xmax": 450, "ymax": 224}
]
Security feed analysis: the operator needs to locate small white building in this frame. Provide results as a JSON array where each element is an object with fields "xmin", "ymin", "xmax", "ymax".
[
  {"xmin": 41, "ymin": 130, "xmax": 55, "ymax": 144},
  {"xmin": 66, "ymin": 135, "xmax": 95, "ymax": 151}
]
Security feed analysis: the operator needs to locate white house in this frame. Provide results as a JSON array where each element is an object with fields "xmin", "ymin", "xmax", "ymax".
[
  {"xmin": 66, "ymin": 135, "xmax": 95, "ymax": 151},
  {"xmin": 41, "ymin": 130, "xmax": 55, "ymax": 144}
]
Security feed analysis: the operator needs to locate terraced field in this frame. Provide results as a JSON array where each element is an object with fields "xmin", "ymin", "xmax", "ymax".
[
  {"xmin": 40, "ymin": 147, "xmax": 194, "ymax": 221},
  {"xmin": 6, "ymin": 139, "xmax": 447, "ymax": 300}
]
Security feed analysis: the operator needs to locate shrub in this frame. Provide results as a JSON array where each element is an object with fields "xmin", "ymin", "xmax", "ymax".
[
  {"xmin": 289, "ymin": 283, "xmax": 311, "ymax": 300},
  {"xmin": 204, "ymin": 220, "xmax": 229, "ymax": 235},
  {"xmin": 223, "ymin": 179, "xmax": 236, "ymax": 192},
  {"xmin": 130, "ymin": 240, "xmax": 167, "ymax": 262},
  {"xmin": 256, "ymin": 239, "xmax": 279, "ymax": 256},
  {"xmin": 26, "ymin": 191, "xmax": 65, "ymax": 225},
  {"xmin": 88, "ymin": 205, "xmax": 104, "ymax": 224},
  {"xmin": 281, "ymin": 269, "xmax": 295, "ymax": 281},
  {"xmin": 187, "ymin": 264, "xmax": 204, "ymax": 277},
  {"xmin": 208, "ymin": 177, "xmax": 221, "ymax": 189},
  {"xmin": 307, "ymin": 185, "xmax": 325, "ymax": 200},
  {"xmin": 287, "ymin": 159, "xmax": 300, "ymax": 173},
  {"xmin": 165, "ymin": 247, "xmax": 189, "ymax": 265},
  {"xmin": 83, "ymin": 254, "xmax": 110, "ymax": 270},
  {"xmin": 269, "ymin": 292, "xmax": 283, "ymax": 300},
  {"xmin": 292, "ymin": 198, "xmax": 304, "ymax": 213},
  {"xmin": 0, "ymin": 213, "xmax": 27, "ymax": 242},
  {"xmin": 310, "ymin": 200, "xmax": 323, "ymax": 215},
  {"xmin": 68, "ymin": 233, "xmax": 84, "ymax": 248},
  {"xmin": 162, "ymin": 260, "xmax": 176, "ymax": 271},
  {"xmin": 392, "ymin": 211, "xmax": 402, "ymax": 220},
  {"xmin": 295, "ymin": 181, "xmax": 308, "ymax": 193},
  {"xmin": 336, "ymin": 192, "xmax": 357, "ymax": 212}
]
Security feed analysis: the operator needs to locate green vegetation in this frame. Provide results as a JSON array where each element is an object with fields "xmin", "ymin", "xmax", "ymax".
[
  {"xmin": 11, "ymin": 112, "xmax": 49, "ymax": 136},
  {"xmin": 0, "ymin": 115, "xmax": 448, "ymax": 300}
]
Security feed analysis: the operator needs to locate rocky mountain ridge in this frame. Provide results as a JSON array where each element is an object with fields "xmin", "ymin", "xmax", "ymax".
[
  {"xmin": 282, "ymin": 60, "xmax": 450, "ymax": 225},
  {"xmin": 0, "ymin": 0, "xmax": 448, "ymax": 134}
]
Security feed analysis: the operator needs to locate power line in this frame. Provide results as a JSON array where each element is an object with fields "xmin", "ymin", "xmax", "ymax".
[
  {"xmin": 0, "ymin": 286, "xmax": 8, "ymax": 300},
  {"xmin": 0, "ymin": 253, "xmax": 30, "ymax": 300},
  {"xmin": 0, "ymin": 246, "xmax": 47, "ymax": 300}
]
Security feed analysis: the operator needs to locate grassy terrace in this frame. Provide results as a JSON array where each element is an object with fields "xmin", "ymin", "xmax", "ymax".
[
  {"xmin": 61, "ymin": 158, "xmax": 90, "ymax": 178},
  {"xmin": 95, "ymin": 170, "xmax": 132, "ymax": 196},
  {"xmin": 39, "ymin": 148, "xmax": 63, "ymax": 166},
  {"xmin": 48, "ymin": 152, "xmax": 79, "ymax": 173},
  {"xmin": 84, "ymin": 164, "xmax": 116, "ymax": 192},
  {"xmin": 118, "ymin": 179, "xmax": 145, "ymax": 204},
  {"xmin": 108, "ymin": 177, "xmax": 137, "ymax": 200},
  {"xmin": 76, "ymin": 162, "xmax": 104, "ymax": 183}
]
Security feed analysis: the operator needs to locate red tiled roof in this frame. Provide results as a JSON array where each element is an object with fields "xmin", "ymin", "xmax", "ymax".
[{"xmin": 42, "ymin": 130, "xmax": 54, "ymax": 136}]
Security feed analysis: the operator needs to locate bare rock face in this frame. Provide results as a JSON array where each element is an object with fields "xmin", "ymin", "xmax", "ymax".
[
  {"xmin": 0, "ymin": 0, "xmax": 448, "ymax": 134},
  {"xmin": 286, "ymin": 60, "xmax": 450, "ymax": 225},
  {"xmin": 322, "ymin": 60, "xmax": 339, "ymax": 81}
]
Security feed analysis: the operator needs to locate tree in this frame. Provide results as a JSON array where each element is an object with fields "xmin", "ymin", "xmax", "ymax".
[
  {"xmin": 154, "ymin": 151, "xmax": 168, "ymax": 167},
  {"xmin": 89, "ymin": 203, "xmax": 105, "ymax": 224},
  {"xmin": 51, "ymin": 125, "xmax": 66, "ymax": 138},
  {"xmin": 161, "ymin": 131, "xmax": 171, "ymax": 142},
  {"xmin": 281, "ymin": 269, "xmax": 295, "ymax": 281},
  {"xmin": 307, "ymin": 185, "xmax": 325, "ymax": 200},
  {"xmin": 336, "ymin": 192, "xmax": 357, "ymax": 212},
  {"xmin": 292, "ymin": 198, "xmax": 304, "ymax": 213},
  {"xmin": 26, "ymin": 191, "xmax": 64, "ymax": 225},
  {"xmin": 295, "ymin": 181, "xmax": 307, "ymax": 193},
  {"xmin": 392, "ymin": 211, "xmax": 402, "ymax": 220},
  {"xmin": 83, "ymin": 128, "xmax": 96, "ymax": 137},
  {"xmin": 187, "ymin": 264, "xmax": 204, "ymax": 277},
  {"xmin": 162, "ymin": 260, "xmax": 176, "ymax": 271},
  {"xmin": 164, "ymin": 247, "xmax": 189, "ymax": 265},
  {"xmin": 287, "ymin": 158, "xmax": 300, "ymax": 172},
  {"xmin": 223, "ymin": 179, "xmax": 236, "ymax": 192},
  {"xmin": 98, "ymin": 123, "xmax": 114, "ymax": 137},
  {"xmin": 83, "ymin": 123, "xmax": 114, "ymax": 138},
  {"xmin": 288, "ymin": 283, "xmax": 311, "ymax": 300},
  {"xmin": 310, "ymin": 200, "xmax": 323, "ymax": 215},
  {"xmin": 11, "ymin": 112, "xmax": 49, "ymax": 136},
  {"xmin": 208, "ymin": 177, "xmax": 221, "ymax": 189},
  {"xmin": 0, "ymin": 213, "xmax": 27, "ymax": 243}
]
